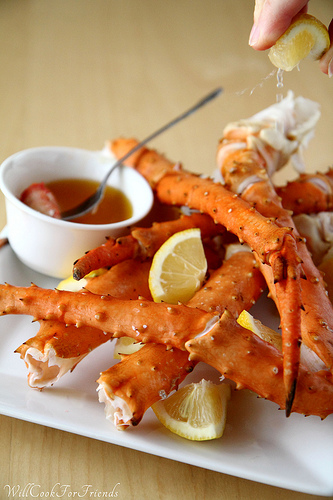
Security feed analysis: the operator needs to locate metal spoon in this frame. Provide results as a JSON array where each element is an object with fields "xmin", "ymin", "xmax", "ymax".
[{"xmin": 61, "ymin": 87, "xmax": 223, "ymax": 221}]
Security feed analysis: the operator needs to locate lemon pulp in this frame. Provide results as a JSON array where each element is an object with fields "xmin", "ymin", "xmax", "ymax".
[
  {"xmin": 149, "ymin": 228, "xmax": 207, "ymax": 304},
  {"xmin": 237, "ymin": 310, "xmax": 282, "ymax": 350},
  {"xmin": 268, "ymin": 14, "xmax": 330, "ymax": 71},
  {"xmin": 152, "ymin": 379, "xmax": 231, "ymax": 441}
]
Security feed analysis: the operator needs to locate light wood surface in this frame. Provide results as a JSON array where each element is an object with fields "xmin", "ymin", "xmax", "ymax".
[{"xmin": 0, "ymin": 1, "xmax": 332, "ymax": 499}]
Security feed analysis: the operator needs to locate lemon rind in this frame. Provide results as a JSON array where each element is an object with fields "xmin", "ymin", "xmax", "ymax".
[
  {"xmin": 152, "ymin": 381, "xmax": 231, "ymax": 441},
  {"xmin": 268, "ymin": 14, "xmax": 330, "ymax": 71},
  {"xmin": 149, "ymin": 228, "xmax": 207, "ymax": 304}
]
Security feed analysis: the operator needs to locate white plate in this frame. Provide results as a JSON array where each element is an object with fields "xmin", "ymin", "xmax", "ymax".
[{"xmin": 0, "ymin": 230, "xmax": 332, "ymax": 496}]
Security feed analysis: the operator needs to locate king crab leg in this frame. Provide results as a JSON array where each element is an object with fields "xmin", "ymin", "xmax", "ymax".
[
  {"xmin": 0, "ymin": 283, "xmax": 218, "ymax": 349},
  {"xmin": 14, "ymin": 260, "xmax": 153, "ymax": 388},
  {"xmin": 97, "ymin": 248, "xmax": 266, "ymax": 428},
  {"xmin": 185, "ymin": 310, "xmax": 333, "ymax": 419},
  {"xmin": 72, "ymin": 212, "xmax": 223, "ymax": 280},
  {"xmin": 216, "ymin": 105, "xmax": 333, "ymax": 377},
  {"xmin": 109, "ymin": 138, "xmax": 303, "ymax": 415},
  {"xmin": 276, "ymin": 169, "xmax": 333, "ymax": 215}
]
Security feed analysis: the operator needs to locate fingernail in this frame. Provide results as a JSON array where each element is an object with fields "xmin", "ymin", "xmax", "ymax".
[
  {"xmin": 328, "ymin": 58, "xmax": 333, "ymax": 78},
  {"xmin": 249, "ymin": 23, "xmax": 260, "ymax": 47}
]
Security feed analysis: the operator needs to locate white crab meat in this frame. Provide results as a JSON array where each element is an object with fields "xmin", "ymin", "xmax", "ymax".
[
  {"xmin": 97, "ymin": 384, "xmax": 133, "ymax": 430},
  {"xmin": 21, "ymin": 346, "xmax": 86, "ymax": 389}
]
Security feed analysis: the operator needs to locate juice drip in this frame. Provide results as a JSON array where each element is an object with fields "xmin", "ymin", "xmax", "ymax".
[
  {"xmin": 235, "ymin": 70, "xmax": 276, "ymax": 96},
  {"xmin": 275, "ymin": 68, "xmax": 285, "ymax": 135},
  {"xmin": 276, "ymin": 68, "xmax": 284, "ymax": 103}
]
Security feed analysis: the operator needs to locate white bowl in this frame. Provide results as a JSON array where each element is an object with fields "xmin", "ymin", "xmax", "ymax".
[{"xmin": 0, "ymin": 146, "xmax": 154, "ymax": 279}]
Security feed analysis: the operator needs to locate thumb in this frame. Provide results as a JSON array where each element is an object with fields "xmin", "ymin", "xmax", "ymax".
[
  {"xmin": 319, "ymin": 19, "xmax": 333, "ymax": 76},
  {"xmin": 253, "ymin": 0, "xmax": 265, "ymax": 25},
  {"xmin": 249, "ymin": 0, "xmax": 308, "ymax": 50}
]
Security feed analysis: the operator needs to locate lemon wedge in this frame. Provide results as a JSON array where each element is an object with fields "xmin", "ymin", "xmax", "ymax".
[
  {"xmin": 57, "ymin": 268, "xmax": 105, "ymax": 292},
  {"xmin": 57, "ymin": 275, "xmax": 88, "ymax": 292},
  {"xmin": 268, "ymin": 13, "xmax": 330, "ymax": 71},
  {"xmin": 113, "ymin": 337, "xmax": 144, "ymax": 359},
  {"xmin": 237, "ymin": 310, "xmax": 282, "ymax": 350},
  {"xmin": 152, "ymin": 379, "xmax": 231, "ymax": 441},
  {"xmin": 148, "ymin": 228, "xmax": 207, "ymax": 304}
]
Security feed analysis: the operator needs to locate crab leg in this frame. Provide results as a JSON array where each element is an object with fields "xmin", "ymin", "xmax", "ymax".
[
  {"xmin": 13, "ymin": 219, "xmax": 221, "ymax": 391},
  {"xmin": 109, "ymin": 140, "xmax": 298, "ymax": 263},
  {"xmin": 98, "ymin": 344, "xmax": 194, "ymax": 429},
  {"xmin": 97, "ymin": 248, "xmax": 266, "ymax": 429},
  {"xmin": 16, "ymin": 320, "xmax": 112, "ymax": 388},
  {"xmin": 292, "ymin": 212, "xmax": 333, "ymax": 302},
  {"xmin": 276, "ymin": 169, "xmax": 333, "ymax": 215},
  {"xmin": 216, "ymin": 110, "xmax": 333, "ymax": 379},
  {"xmin": 73, "ymin": 212, "xmax": 223, "ymax": 280},
  {"xmin": 110, "ymin": 139, "xmax": 294, "ymax": 254},
  {"xmin": 100, "ymin": 252, "xmax": 333, "ymax": 424},
  {"xmin": 185, "ymin": 310, "xmax": 333, "ymax": 419},
  {"xmin": 85, "ymin": 259, "xmax": 152, "ymax": 299},
  {"xmin": 0, "ymin": 238, "xmax": 9, "ymax": 250},
  {"xmin": 109, "ymin": 138, "xmax": 303, "ymax": 414},
  {"xmin": 15, "ymin": 260, "xmax": 153, "ymax": 388},
  {"xmin": 292, "ymin": 212, "xmax": 333, "ymax": 266},
  {"xmin": 0, "ymin": 284, "xmax": 218, "ymax": 349}
]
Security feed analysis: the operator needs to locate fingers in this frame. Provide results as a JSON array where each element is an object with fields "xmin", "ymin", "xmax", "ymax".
[
  {"xmin": 249, "ymin": 0, "xmax": 332, "ymax": 77},
  {"xmin": 249, "ymin": 0, "xmax": 309, "ymax": 50},
  {"xmin": 319, "ymin": 19, "xmax": 333, "ymax": 77}
]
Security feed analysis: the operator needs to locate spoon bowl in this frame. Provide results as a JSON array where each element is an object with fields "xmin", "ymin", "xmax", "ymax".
[{"xmin": 0, "ymin": 146, "xmax": 154, "ymax": 278}]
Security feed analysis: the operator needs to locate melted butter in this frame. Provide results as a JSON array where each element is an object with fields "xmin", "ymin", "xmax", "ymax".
[{"xmin": 47, "ymin": 178, "xmax": 133, "ymax": 225}]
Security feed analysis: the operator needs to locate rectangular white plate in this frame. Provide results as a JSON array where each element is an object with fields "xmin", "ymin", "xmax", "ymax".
[{"xmin": 0, "ymin": 230, "xmax": 332, "ymax": 496}]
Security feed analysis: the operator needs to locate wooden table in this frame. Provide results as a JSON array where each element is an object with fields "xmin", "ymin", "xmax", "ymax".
[{"xmin": 0, "ymin": 1, "xmax": 332, "ymax": 499}]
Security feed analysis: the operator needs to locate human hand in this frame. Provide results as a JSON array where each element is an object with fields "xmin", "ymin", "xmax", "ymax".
[{"xmin": 249, "ymin": 0, "xmax": 333, "ymax": 76}]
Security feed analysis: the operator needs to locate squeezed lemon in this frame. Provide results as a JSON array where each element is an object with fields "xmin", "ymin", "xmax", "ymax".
[{"xmin": 268, "ymin": 14, "xmax": 330, "ymax": 71}]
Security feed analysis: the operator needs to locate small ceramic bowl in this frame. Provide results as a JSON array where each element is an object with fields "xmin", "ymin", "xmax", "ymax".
[{"xmin": 0, "ymin": 146, "xmax": 154, "ymax": 279}]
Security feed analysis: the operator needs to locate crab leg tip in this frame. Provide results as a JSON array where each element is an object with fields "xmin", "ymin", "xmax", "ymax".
[
  {"xmin": 73, "ymin": 270, "xmax": 81, "ymax": 281},
  {"xmin": 285, "ymin": 379, "xmax": 297, "ymax": 417}
]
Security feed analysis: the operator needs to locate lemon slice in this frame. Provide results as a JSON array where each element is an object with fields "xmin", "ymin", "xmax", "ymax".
[
  {"xmin": 57, "ymin": 275, "xmax": 89, "ymax": 292},
  {"xmin": 237, "ymin": 310, "xmax": 282, "ymax": 350},
  {"xmin": 113, "ymin": 337, "xmax": 144, "ymax": 359},
  {"xmin": 148, "ymin": 228, "xmax": 207, "ymax": 304},
  {"xmin": 57, "ymin": 268, "xmax": 106, "ymax": 291},
  {"xmin": 268, "ymin": 14, "xmax": 330, "ymax": 71},
  {"xmin": 152, "ymin": 379, "xmax": 231, "ymax": 441}
]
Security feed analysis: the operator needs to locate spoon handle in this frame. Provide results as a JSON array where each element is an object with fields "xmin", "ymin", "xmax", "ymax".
[
  {"xmin": 62, "ymin": 87, "xmax": 223, "ymax": 220},
  {"xmin": 114, "ymin": 87, "xmax": 223, "ymax": 163},
  {"xmin": 101, "ymin": 87, "xmax": 223, "ymax": 182}
]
